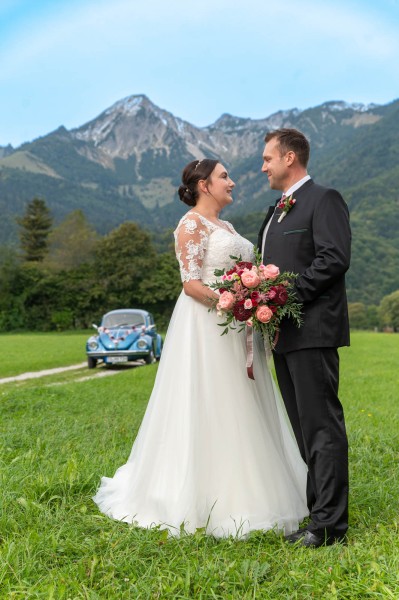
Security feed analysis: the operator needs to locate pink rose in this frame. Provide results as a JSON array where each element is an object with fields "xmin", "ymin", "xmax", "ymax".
[
  {"xmin": 256, "ymin": 305, "xmax": 273, "ymax": 323},
  {"xmin": 244, "ymin": 299, "xmax": 253, "ymax": 310},
  {"xmin": 241, "ymin": 270, "xmax": 260, "ymax": 288},
  {"xmin": 262, "ymin": 264, "xmax": 280, "ymax": 280},
  {"xmin": 217, "ymin": 291, "xmax": 235, "ymax": 310}
]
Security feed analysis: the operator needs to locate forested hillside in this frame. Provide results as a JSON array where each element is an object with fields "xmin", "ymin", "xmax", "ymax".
[{"xmin": 1, "ymin": 95, "xmax": 399, "ymax": 304}]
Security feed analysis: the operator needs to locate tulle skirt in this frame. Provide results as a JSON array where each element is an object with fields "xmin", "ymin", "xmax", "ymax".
[{"xmin": 93, "ymin": 292, "xmax": 308, "ymax": 537}]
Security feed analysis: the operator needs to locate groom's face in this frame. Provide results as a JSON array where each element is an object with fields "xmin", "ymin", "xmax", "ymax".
[{"xmin": 262, "ymin": 138, "xmax": 289, "ymax": 191}]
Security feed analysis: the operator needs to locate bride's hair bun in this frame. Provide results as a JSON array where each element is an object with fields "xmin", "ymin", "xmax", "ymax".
[
  {"xmin": 178, "ymin": 158, "xmax": 219, "ymax": 206},
  {"xmin": 178, "ymin": 184, "xmax": 195, "ymax": 207}
]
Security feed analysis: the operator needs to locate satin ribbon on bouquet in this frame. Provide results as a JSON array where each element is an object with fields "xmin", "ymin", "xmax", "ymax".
[
  {"xmin": 246, "ymin": 325, "xmax": 255, "ymax": 380},
  {"xmin": 246, "ymin": 325, "xmax": 279, "ymax": 380}
]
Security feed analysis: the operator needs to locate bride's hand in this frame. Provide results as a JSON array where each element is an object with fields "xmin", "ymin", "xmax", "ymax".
[{"xmin": 183, "ymin": 280, "xmax": 219, "ymax": 305}]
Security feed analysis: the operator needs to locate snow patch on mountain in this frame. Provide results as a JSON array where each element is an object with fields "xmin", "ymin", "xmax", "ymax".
[{"xmin": 321, "ymin": 100, "xmax": 379, "ymax": 113}]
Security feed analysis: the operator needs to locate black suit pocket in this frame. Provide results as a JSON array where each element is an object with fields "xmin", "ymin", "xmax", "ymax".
[
  {"xmin": 282, "ymin": 228, "xmax": 314, "ymax": 273},
  {"xmin": 283, "ymin": 228, "xmax": 308, "ymax": 235}
]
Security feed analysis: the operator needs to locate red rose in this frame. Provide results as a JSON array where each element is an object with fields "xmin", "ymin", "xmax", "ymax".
[
  {"xmin": 274, "ymin": 285, "xmax": 288, "ymax": 306},
  {"xmin": 250, "ymin": 291, "xmax": 261, "ymax": 307},
  {"xmin": 219, "ymin": 287, "xmax": 228, "ymax": 294},
  {"xmin": 237, "ymin": 261, "xmax": 253, "ymax": 270},
  {"xmin": 233, "ymin": 300, "xmax": 253, "ymax": 322}
]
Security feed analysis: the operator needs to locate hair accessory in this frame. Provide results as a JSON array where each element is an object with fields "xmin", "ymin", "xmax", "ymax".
[
  {"xmin": 194, "ymin": 160, "xmax": 202, "ymax": 171},
  {"xmin": 186, "ymin": 188, "xmax": 189, "ymax": 193}
]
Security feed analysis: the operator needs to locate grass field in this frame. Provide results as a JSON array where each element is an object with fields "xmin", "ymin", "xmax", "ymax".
[
  {"xmin": 0, "ymin": 331, "xmax": 398, "ymax": 598},
  {"xmin": 1, "ymin": 331, "xmax": 92, "ymax": 378}
]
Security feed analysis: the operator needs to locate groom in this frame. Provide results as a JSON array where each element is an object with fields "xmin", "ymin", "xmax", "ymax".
[{"xmin": 258, "ymin": 128, "xmax": 351, "ymax": 548}]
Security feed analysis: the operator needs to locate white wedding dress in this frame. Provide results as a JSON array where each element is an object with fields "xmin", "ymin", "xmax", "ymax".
[{"xmin": 93, "ymin": 212, "xmax": 308, "ymax": 538}]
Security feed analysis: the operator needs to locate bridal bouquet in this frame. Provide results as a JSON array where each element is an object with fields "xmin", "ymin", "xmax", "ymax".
[{"xmin": 208, "ymin": 250, "xmax": 302, "ymax": 349}]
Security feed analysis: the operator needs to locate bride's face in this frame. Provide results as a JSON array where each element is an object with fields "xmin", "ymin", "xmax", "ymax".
[{"xmin": 206, "ymin": 163, "xmax": 235, "ymax": 207}]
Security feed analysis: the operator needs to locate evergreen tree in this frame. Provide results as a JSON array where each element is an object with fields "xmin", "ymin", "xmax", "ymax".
[{"xmin": 16, "ymin": 198, "xmax": 53, "ymax": 262}]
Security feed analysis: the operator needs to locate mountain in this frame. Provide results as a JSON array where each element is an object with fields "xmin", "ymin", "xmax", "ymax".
[
  {"xmin": 1, "ymin": 94, "xmax": 399, "ymax": 304},
  {"xmin": 0, "ymin": 94, "xmax": 299, "ymax": 244},
  {"xmin": 0, "ymin": 144, "xmax": 13, "ymax": 159}
]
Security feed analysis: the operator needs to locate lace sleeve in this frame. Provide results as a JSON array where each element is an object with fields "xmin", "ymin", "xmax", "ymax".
[{"xmin": 174, "ymin": 213, "xmax": 210, "ymax": 282}]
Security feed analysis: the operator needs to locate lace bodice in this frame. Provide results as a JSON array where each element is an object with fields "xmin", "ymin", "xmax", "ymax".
[{"xmin": 174, "ymin": 211, "xmax": 254, "ymax": 284}]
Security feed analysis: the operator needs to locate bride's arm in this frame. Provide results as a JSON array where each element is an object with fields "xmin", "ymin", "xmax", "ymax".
[
  {"xmin": 183, "ymin": 279, "xmax": 219, "ymax": 305},
  {"xmin": 174, "ymin": 214, "xmax": 219, "ymax": 305}
]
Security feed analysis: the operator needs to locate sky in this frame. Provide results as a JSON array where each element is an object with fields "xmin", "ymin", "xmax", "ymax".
[{"xmin": 1, "ymin": 0, "xmax": 399, "ymax": 147}]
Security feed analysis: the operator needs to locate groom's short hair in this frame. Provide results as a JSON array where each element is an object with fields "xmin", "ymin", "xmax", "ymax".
[{"xmin": 265, "ymin": 128, "xmax": 310, "ymax": 168}]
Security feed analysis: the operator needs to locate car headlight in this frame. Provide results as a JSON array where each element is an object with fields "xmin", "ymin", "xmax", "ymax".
[
  {"xmin": 137, "ymin": 339, "xmax": 148, "ymax": 349},
  {"xmin": 88, "ymin": 341, "xmax": 99, "ymax": 350}
]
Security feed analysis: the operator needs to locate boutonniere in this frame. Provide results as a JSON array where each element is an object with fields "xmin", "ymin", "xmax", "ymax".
[{"xmin": 277, "ymin": 194, "xmax": 296, "ymax": 223}]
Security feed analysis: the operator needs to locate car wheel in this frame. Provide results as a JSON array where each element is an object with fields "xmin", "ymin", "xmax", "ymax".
[
  {"xmin": 145, "ymin": 350, "xmax": 155, "ymax": 365},
  {"xmin": 87, "ymin": 356, "xmax": 97, "ymax": 369}
]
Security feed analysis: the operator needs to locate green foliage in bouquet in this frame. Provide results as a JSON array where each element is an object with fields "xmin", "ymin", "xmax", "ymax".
[{"xmin": 208, "ymin": 248, "xmax": 303, "ymax": 347}]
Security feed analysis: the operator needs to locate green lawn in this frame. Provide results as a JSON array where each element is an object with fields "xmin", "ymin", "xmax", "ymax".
[
  {"xmin": 0, "ymin": 331, "xmax": 398, "ymax": 598},
  {"xmin": 1, "ymin": 331, "xmax": 92, "ymax": 377}
]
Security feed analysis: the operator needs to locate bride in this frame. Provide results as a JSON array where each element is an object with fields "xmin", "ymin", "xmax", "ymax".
[{"xmin": 93, "ymin": 159, "xmax": 308, "ymax": 538}]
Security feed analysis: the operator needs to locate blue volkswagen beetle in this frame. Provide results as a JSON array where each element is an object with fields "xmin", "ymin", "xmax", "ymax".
[{"xmin": 86, "ymin": 309, "xmax": 162, "ymax": 369}]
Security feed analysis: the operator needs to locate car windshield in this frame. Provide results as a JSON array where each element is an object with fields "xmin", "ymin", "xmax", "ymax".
[{"xmin": 102, "ymin": 313, "xmax": 145, "ymax": 328}]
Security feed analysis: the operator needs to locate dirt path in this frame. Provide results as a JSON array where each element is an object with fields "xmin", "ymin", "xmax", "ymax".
[
  {"xmin": 0, "ymin": 361, "xmax": 144, "ymax": 385},
  {"xmin": 0, "ymin": 362, "xmax": 87, "ymax": 385}
]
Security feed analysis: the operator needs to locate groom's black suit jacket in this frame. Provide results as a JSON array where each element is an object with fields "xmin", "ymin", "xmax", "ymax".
[{"xmin": 258, "ymin": 179, "xmax": 351, "ymax": 354}]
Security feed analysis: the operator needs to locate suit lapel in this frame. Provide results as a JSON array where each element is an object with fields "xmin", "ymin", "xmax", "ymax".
[{"xmin": 258, "ymin": 180, "xmax": 314, "ymax": 249}]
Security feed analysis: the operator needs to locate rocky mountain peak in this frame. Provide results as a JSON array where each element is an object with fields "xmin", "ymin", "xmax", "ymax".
[
  {"xmin": 71, "ymin": 94, "xmax": 198, "ymax": 161},
  {"xmin": 209, "ymin": 113, "xmax": 253, "ymax": 132},
  {"xmin": 105, "ymin": 94, "xmax": 150, "ymax": 116}
]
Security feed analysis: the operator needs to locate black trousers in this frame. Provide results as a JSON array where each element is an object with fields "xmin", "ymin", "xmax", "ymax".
[{"xmin": 273, "ymin": 347, "xmax": 348, "ymax": 536}]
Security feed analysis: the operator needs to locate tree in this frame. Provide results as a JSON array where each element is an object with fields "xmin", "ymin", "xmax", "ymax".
[
  {"xmin": 348, "ymin": 302, "xmax": 368, "ymax": 329},
  {"xmin": 46, "ymin": 209, "xmax": 98, "ymax": 271},
  {"xmin": 139, "ymin": 250, "xmax": 182, "ymax": 328},
  {"xmin": 94, "ymin": 222, "xmax": 158, "ymax": 309},
  {"xmin": 16, "ymin": 198, "xmax": 52, "ymax": 262},
  {"xmin": 0, "ymin": 249, "xmax": 26, "ymax": 330},
  {"xmin": 379, "ymin": 290, "xmax": 399, "ymax": 332},
  {"xmin": 366, "ymin": 305, "xmax": 379, "ymax": 330}
]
